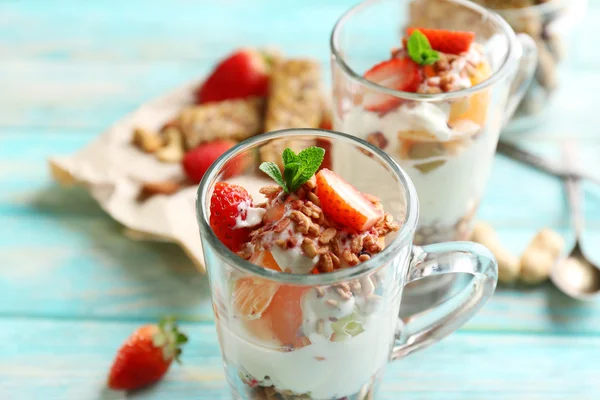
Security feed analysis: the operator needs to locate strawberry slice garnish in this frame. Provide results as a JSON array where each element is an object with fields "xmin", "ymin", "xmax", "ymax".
[
  {"xmin": 406, "ymin": 28, "xmax": 475, "ymax": 55},
  {"xmin": 210, "ymin": 182, "xmax": 255, "ymax": 252},
  {"xmin": 107, "ymin": 318, "xmax": 187, "ymax": 391},
  {"xmin": 362, "ymin": 58, "xmax": 421, "ymax": 113},
  {"xmin": 315, "ymin": 168, "xmax": 382, "ymax": 232}
]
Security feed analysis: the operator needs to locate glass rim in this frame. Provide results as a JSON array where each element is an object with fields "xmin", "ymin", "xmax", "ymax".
[
  {"xmin": 489, "ymin": 0, "xmax": 574, "ymax": 16},
  {"xmin": 329, "ymin": 0, "xmax": 520, "ymax": 101},
  {"xmin": 197, "ymin": 128, "xmax": 419, "ymax": 286}
]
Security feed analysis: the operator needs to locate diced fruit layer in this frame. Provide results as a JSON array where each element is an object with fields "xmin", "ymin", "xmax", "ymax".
[
  {"xmin": 406, "ymin": 28, "xmax": 475, "ymax": 55},
  {"xmin": 448, "ymin": 62, "xmax": 492, "ymax": 126},
  {"xmin": 362, "ymin": 58, "xmax": 421, "ymax": 113},
  {"xmin": 315, "ymin": 169, "xmax": 382, "ymax": 232},
  {"xmin": 209, "ymin": 182, "xmax": 254, "ymax": 252}
]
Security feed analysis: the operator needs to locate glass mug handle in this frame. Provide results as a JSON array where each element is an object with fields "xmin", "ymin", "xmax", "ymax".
[
  {"xmin": 504, "ymin": 33, "xmax": 539, "ymax": 124},
  {"xmin": 391, "ymin": 242, "xmax": 498, "ymax": 360}
]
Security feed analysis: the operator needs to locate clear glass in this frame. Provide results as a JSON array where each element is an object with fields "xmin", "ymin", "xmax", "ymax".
[
  {"xmin": 330, "ymin": 0, "xmax": 537, "ymax": 246},
  {"xmin": 197, "ymin": 129, "xmax": 498, "ymax": 400},
  {"xmin": 470, "ymin": 0, "xmax": 588, "ymax": 131}
]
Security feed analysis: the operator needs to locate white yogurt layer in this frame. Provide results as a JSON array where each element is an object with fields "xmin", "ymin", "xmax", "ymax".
[
  {"xmin": 234, "ymin": 200, "xmax": 266, "ymax": 229},
  {"xmin": 219, "ymin": 312, "xmax": 396, "ymax": 399},
  {"xmin": 336, "ymin": 102, "xmax": 499, "ymax": 227}
]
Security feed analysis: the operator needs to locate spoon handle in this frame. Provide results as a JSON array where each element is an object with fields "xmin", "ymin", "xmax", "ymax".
[
  {"xmin": 562, "ymin": 141, "xmax": 585, "ymax": 241},
  {"xmin": 565, "ymin": 177, "xmax": 584, "ymax": 240}
]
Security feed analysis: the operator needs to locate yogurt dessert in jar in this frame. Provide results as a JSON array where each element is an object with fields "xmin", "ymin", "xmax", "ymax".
[
  {"xmin": 334, "ymin": 26, "xmax": 497, "ymax": 245},
  {"xmin": 206, "ymin": 146, "xmax": 403, "ymax": 400}
]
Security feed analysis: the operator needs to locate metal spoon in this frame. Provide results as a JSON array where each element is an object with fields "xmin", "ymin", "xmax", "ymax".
[{"xmin": 550, "ymin": 146, "xmax": 600, "ymax": 300}]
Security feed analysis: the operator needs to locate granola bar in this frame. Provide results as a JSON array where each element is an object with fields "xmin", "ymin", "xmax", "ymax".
[
  {"xmin": 177, "ymin": 97, "xmax": 265, "ymax": 149},
  {"xmin": 261, "ymin": 60, "xmax": 323, "ymax": 166}
]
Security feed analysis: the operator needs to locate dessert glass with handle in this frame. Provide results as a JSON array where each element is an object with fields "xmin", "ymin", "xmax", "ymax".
[
  {"xmin": 197, "ymin": 129, "xmax": 498, "ymax": 400},
  {"xmin": 330, "ymin": 0, "xmax": 535, "ymax": 311},
  {"xmin": 331, "ymin": 0, "xmax": 537, "ymax": 246}
]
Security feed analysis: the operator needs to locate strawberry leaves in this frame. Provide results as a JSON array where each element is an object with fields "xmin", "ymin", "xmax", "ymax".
[
  {"xmin": 259, "ymin": 146, "xmax": 325, "ymax": 193},
  {"xmin": 407, "ymin": 29, "xmax": 439, "ymax": 66}
]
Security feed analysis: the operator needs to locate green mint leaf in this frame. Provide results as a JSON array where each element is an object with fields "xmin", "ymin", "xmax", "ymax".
[
  {"xmin": 282, "ymin": 148, "xmax": 299, "ymax": 166},
  {"xmin": 284, "ymin": 161, "xmax": 301, "ymax": 191},
  {"xmin": 259, "ymin": 161, "xmax": 288, "ymax": 192},
  {"xmin": 407, "ymin": 29, "xmax": 439, "ymax": 66},
  {"xmin": 288, "ymin": 146, "xmax": 325, "ymax": 191}
]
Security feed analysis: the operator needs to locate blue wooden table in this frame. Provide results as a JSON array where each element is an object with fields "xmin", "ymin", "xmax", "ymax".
[{"xmin": 2, "ymin": 1, "xmax": 600, "ymax": 399}]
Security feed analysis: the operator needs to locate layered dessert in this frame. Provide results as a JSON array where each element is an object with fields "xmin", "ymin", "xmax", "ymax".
[
  {"xmin": 208, "ymin": 146, "xmax": 401, "ymax": 400},
  {"xmin": 334, "ymin": 28, "xmax": 497, "ymax": 244}
]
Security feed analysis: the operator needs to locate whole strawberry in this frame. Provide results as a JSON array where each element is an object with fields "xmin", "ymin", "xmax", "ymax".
[
  {"xmin": 182, "ymin": 139, "xmax": 238, "ymax": 184},
  {"xmin": 196, "ymin": 49, "xmax": 272, "ymax": 104},
  {"xmin": 210, "ymin": 182, "xmax": 255, "ymax": 252},
  {"xmin": 107, "ymin": 318, "xmax": 188, "ymax": 391}
]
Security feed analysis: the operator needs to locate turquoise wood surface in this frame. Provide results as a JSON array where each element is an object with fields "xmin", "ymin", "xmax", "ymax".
[{"xmin": 1, "ymin": 0, "xmax": 600, "ymax": 398}]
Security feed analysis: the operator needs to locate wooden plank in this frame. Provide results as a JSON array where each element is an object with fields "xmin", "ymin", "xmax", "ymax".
[
  {"xmin": 0, "ymin": 0, "xmax": 596, "ymax": 68},
  {"xmin": 2, "ymin": 211, "xmax": 600, "ymax": 333},
  {"xmin": 1, "ymin": 319, "xmax": 598, "ymax": 399}
]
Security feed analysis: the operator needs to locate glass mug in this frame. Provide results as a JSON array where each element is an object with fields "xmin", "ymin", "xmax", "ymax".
[
  {"xmin": 197, "ymin": 129, "xmax": 498, "ymax": 400},
  {"xmin": 331, "ymin": 0, "xmax": 537, "ymax": 246}
]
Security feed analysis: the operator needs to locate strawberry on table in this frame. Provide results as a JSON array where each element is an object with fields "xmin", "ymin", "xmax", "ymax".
[
  {"xmin": 362, "ymin": 57, "xmax": 421, "ymax": 112},
  {"xmin": 196, "ymin": 49, "xmax": 273, "ymax": 104},
  {"xmin": 210, "ymin": 182, "xmax": 256, "ymax": 252},
  {"xmin": 182, "ymin": 139, "xmax": 240, "ymax": 184},
  {"xmin": 315, "ymin": 168, "xmax": 382, "ymax": 233},
  {"xmin": 406, "ymin": 28, "xmax": 475, "ymax": 55},
  {"xmin": 107, "ymin": 318, "xmax": 188, "ymax": 391}
]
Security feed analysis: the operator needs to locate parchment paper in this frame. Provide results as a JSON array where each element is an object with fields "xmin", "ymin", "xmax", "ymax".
[{"xmin": 49, "ymin": 80, "xmax": 210, "ymax": 272}]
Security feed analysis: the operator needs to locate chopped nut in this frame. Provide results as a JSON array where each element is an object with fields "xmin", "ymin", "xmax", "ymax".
[
  {"xmin": 350, "ymin": 235, "xmax": 364, "ymax": 253},
  {"xmin": 290, "ymin": 210, "xmax": 312, "ymax": 234},
  {"xmin": 155, "ymin": 127, "xmax": 185, "ymax": 163},
  {"xmin": 274, "ymin": 218, "xmax": 291, "ymax": 233},
  {"xmin": 307, "ymin": 191, "xmax": 320, "ymax": 206},
  {"xmin": 137, "ymin": 180, "xmax": 181, "ymax": 201},
  {"xmin": 301, "ymin": 238, "xmax": 318, "ymax": 258},
  {"xmin": 335, "ymin": 286, "xmax": 352, "ymax": 300},
  {"xmin": 259, "ymin": 185, "xmax": 283, "ymax": 199},
  {"xmin": 319, "ymin": 228, "xmax": 337, "ymax": 244},
  {"xmin": 330, "ymin": 252, "xmax": 341, "ymax": 269},
  {"xmin": 132, "ymin": 128, "xmax": 165, "ymax": 153},
  {"xmin": 325, "ymin": 298, "xmax": 339, "ymax": 308},
  {"xmin": 319, "ymin": 253, "xmax": 334, "ymax": 273},
  {"xmin": 358, "ymin": 253, "xmax": 371, "ymax": 262},
  {"xmin": 304, "ymin": 175, "xmax": 317, "ymax": 189}
]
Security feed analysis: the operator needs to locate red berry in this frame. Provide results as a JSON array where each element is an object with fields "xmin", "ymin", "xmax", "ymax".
[
  {"xmin": 196, "ymin": 49, "xmax": 271, "ymax": 104},
  {"xmin": 362, "ymin": 58, "xmax": 421, "ymax": 113},
  {"xmin": 315, "ymin": 169, "xmax": 382, "ymax": 233},
  {"xmin": 406, "ymin": 28, "xmax": 475, "ymax": 55},
  {"xmin": 107, "ymin": 319, "xmax": 187, "ymax": 391},
  {"xmin": 182, "ymin": 139, "xmax": 239, "ymax": 184},
  {"xmin": 210, "ymin": 182, "xmax": 254, "ymax": 252}
]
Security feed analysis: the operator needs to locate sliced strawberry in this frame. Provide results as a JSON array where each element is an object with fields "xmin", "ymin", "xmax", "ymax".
[
  {"xmin": 362, "ymin": 58, "xmax": 421, "ymax": 113},
  {"xmin": 196, "ymin": 49, "xmax": 271, "ymax": 104},
  {"xmin": 210, "ymin": 182, "xmax": 254, "ymax": 252},
  {"xmin": 315, "ymin": 169, "xmax": 382, "ymax": 233},
  {"xmin": 406, "ymin": 28, "xmax": 475, "ymax": 55}
]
